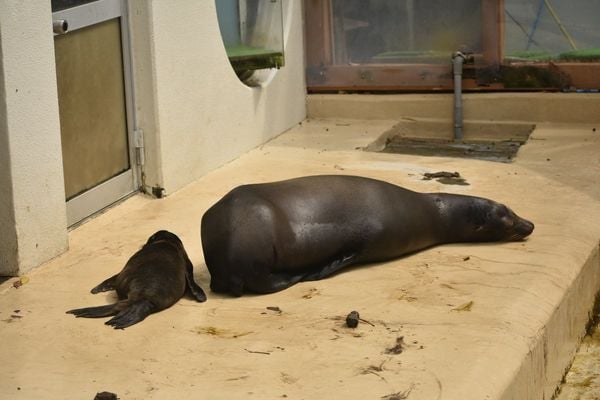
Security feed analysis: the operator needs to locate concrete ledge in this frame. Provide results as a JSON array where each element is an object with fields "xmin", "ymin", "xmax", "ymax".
[
  {"xmin": 0, "ymin": 1, "xmax": 68, "ymax": 276},
  {"xmin": 501, "ymin": 245, "xmax": 599, "ymax": 400},
  {"xmin": 307, "ymin": 93, "xmax": 600, "ymax": 124},
  {"xmin": 0, "ymin": 118, "xmax": 598, "ymax": 399}
]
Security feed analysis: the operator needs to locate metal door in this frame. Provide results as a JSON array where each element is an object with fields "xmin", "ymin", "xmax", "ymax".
[{"xmin": 52, "ymin": 0, "xmax": 138, "ymax": 226}]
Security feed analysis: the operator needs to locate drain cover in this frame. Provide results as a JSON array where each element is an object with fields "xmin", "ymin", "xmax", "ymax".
[{"xmin": 381, "ymin": 138, "xmax": 525, "ymax": 163}]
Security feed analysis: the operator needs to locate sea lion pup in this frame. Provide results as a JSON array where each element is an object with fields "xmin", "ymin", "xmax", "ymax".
[
  {"xmin": 67, "ymin": 230, "xmax": 206, "ymax": 329},
  {"xmin": 201, "ymin": 175, "xmax": 534, "ymax": 297}
]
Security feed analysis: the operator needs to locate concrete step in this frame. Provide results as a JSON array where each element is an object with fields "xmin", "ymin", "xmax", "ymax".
[{"xmin": 307, "ymin": 93, "xmax": 600, "ymax": 124}]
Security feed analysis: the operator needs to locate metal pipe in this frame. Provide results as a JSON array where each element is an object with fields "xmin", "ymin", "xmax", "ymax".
[{"xmin": 452, "ymin": 51, "xmax": 466, "ymax": 142}]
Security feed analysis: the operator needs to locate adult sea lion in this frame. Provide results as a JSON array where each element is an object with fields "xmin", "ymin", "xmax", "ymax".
[
  {"xmin": 67, "ymin": 230, "xmax": 206, "ymax": 329},
  {"xmin": 201, "ymin": 175, "xmax": 534, "ymax": 297}
]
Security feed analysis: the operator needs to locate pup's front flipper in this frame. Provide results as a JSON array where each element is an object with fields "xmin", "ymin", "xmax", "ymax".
[
  {"xmin": 90, "ymin": 274, "xmax": 119, "ymax": 294},
  {"xmin": 185, "ymin": 260, "xmax": 207, "ymax": 302}
]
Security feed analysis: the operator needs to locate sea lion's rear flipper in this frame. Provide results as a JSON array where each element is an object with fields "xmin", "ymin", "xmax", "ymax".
[
  {"xmin": 105, "ymin": 299, "xmax": 154, "ymax": 329},
  {"xmin": 90, "ymin": 274, "xmax": 119, "ymax": 294},
  {"xmin": 66, "ymin": 303, "xmax": 118, "ymax": 318},
  {"xmin": 184, "ymin": 259, "xmax": 207, "ymax": 302},
  {"xmin": 301, "ymin": 253, "xmax": 358, "ymax": 282}
]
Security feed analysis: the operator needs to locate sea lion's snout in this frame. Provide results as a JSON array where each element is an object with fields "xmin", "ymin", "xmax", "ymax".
[
  {"xmin": 492, "ymin": 203, "xmax": 534, "ymax": 242},
  {"xmin": 520, "ymin": 218, "xmax": 535, "ymax": 237},
  {"xmin": 510, "ymin": 217, "xmax": 534, "ymax": 241}
]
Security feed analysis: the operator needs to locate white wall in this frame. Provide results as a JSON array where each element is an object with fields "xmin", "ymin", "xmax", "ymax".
[
  {"xmin": 0, "ymin": 1, "xmax": 69, "ymax": 275},
  {"xmin": 130, "ymin": 0, "xmax": 306, "ymax": 194}
]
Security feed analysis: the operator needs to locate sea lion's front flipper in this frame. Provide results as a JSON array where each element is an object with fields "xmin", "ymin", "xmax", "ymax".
[
  {"xmin": 246, "ymin": 256, "xmax": 359, "ymax": 294},
  {"xmin": 185, "ymin": 260, "xmax": 207, "ymax": 302},
  {"xmin": 248, "ymin": 271, "xmax": 307, "ymax": 294},
  {"xmin": 301, "ymin": 253, "xmax": 358, "ymax": 282},
  {"xmin": 90, "ymin": 274, "xmax": 119, "ymax": 294}
]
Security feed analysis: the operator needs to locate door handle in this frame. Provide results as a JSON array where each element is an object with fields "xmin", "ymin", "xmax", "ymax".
[{"xmin": 53, "ymin": 19, "xmax": 69, "ymax": 35}]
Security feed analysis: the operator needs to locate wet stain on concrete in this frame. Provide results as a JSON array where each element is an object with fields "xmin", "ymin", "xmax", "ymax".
[{"xmin": 193, "ymin": 326, "xmax": 253, "ymax": 339}]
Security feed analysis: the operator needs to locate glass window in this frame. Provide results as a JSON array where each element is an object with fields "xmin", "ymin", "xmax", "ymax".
[
  {"xmin": 51, "ymin": 0, "xmax": 99, "ymax": 12},
  {"xmin": 215, "ymin": 0, "xmax": 285, "ymax": 81},
  {"xmin": 305, "ymin": 0, "xmax": 600, "ymax": 91},
  {"xmin": 504, "ymin": 0, "xmax": 600, "ymax": 63},
  {"xmin": 330, "ymin": 0, "xmax": 482, "ymax": 65}
]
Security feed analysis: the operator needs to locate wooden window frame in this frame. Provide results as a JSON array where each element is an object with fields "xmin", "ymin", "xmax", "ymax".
[{"xmin": 304, "ymin": 0, "xmax": 600, "ymax": 92}]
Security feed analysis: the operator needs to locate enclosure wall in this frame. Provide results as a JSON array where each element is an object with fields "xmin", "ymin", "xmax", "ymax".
[
  {"xmin": 0, "ymin": 0, "xmax": 305, "ymax": 275},
  {"xmin": 130, "ymin": 0, "xmax": 306, "ymax": 194},
  {"xmin": 0, "ymin": 1, "xmax": 69, "ymax": 275}
]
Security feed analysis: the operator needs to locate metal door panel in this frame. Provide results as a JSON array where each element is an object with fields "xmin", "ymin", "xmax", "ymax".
[
  {"xmin": 52, "ymin": 0, "xmax": 121, "ymax": 30},
  {"xmin": 53, "ymin": 0, "xmax": 137, "ymax": 226}
]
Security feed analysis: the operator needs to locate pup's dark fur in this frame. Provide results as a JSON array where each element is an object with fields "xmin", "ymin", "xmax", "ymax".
[{"xmin": 67, "ymin": 230, "xmax": 206, "ymax": 329}]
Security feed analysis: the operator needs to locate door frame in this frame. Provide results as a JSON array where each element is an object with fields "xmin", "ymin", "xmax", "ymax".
[{"xmin": 53, "ymin": 0, "xmax": 139, "ymax": 226}]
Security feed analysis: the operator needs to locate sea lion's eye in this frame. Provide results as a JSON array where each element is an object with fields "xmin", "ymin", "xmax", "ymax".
[{"xmin": 502, "ymin": 216, "xmax": 514, "ymax": 228}]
